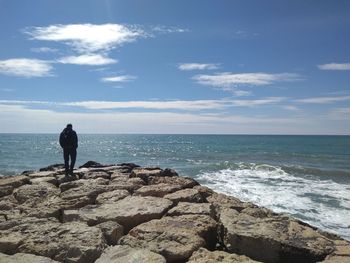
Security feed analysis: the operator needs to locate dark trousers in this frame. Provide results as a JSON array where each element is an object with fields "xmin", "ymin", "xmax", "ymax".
[{"xmin": 63, "ymin": 148, "xmax": 77, "ymax": 174}]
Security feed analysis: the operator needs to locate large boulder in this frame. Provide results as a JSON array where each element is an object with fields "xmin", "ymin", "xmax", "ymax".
[
  {"xmin": 96, "ymin": 189, "xmax": 130, "ymax": 204},
  {"xmin": 164, "ymin": 188, "xmax": 203, "ymax": 204},
  {"xmin": 119, "ymin": 214, "xmax": 217, "ymax": 262},
  {"xmin": 95, "ymin": 245, "xmax": 166, "ymax": 263},
  {"xmin": 148, "ymin": 175, "xmax": 199, "ymax": 188},
  {"xmin": 130, "ymin": 167, "xmax": 163, "ymax": 182},
  {"xmin": 13, "ymin": 183, "xmax": 60, "ymax": 204},
  {"xmin": 0, "ymin": 252, "xmax": 60, "ymax": 263},
  {"xmin": 134, "ymin": 183, "xmax": 182, "ymax": 197},
  {"xmin": 0, "ymin": 217, "xmax": 107, "ymax": 263},
  {"xmin": 167, "ymin": 202, "xmax": 215, "ymax": 218},
  {"xmin": 0, "ymin": 175, "xmax": 30, "ymax": 197},
  {"xmin": 220, "ymin": 208, "xmax": 334, "ymax": 263},
  {"xmin": 188, "ymin": 247, "xmax": 262, "ymax": 263},
  {"xmin": 63, "ymin": 196, "xmax": 173, "ymax": 231}
]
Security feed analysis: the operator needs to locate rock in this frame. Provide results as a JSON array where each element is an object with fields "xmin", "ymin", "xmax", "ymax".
[
  {"xmin": 109, "ymin": 178, "xmax": 145, "ymax": 192},
  {"xmin": 207, "ymin": 192, "xmax": 255, "ymax": 212},
  {"xmin": 79, "ymin": 161, "xmax": 105, "ymax": 168},
  {"xmin": 319, "ymin": 239, "xmax": 350, "ymax": 262},
  {"xmin": 110, "ymin": 172, "xmax": 130, "ymax": 181},
  {"xmin": 96, "ymin": 189, "xmax": 130, "ymax": 204},
  {"xmin": 95, "ymin": 245, "xmax": 166, "ymax": 263},
  {"xmin": 0, "ymin": 217, "xmax": 107, "ymax": 263},
  {"xmin": 161, "ymin": 168, "xmax": 179, "ymax": 177},
  {"xmin": 164, "ymin": 188, "xmax": 203, "ymax": 204},
  {"xmin": 130, "ymin": 167, "xmax": 163, "ymax": 182},
  {"xmin": 39, "ymin": 164, "xmax": 65, "ymax": 172},
  {"xmin": 241, "ymin": 206, "xmax": 276, "ymax": 218},
  {"xmin": 0, "ymin": 252, "xmax": 60, "ymax": 263},
  {"xmin": 26, "ymin": 171, "xmax": 57, "ymax": 178},
  {"xmin": 30, "ymin": 176, "xmax": 58, "ymax": 186},
  {"xmin": 117, "ymin": 163, "xmax": 140, "ymax": 171},
  {"xmin": 0, "ymin": 185, "xmax": 13, "ymax": 197},
  {"xmin": 119, "ymin": 214, "xmax": 217, "ymax": 262},
  {"xmin": 167, "ymin": 202, "xmax": 215, "ymax": 218},
  {"xmin": 0, "ymin": 175, "xmax": 29, "ymax": 190},
  {"xmin": 96, "ymin": 221, "xmax": 124, "ymax": 245},
  {"xmin": 188, "ymin": 247, "xmax": 262, "ymax": 263},
  {"xmin": 13, "ymin": 183, "xmax": 60, "ymax": 204},
  {"xmin": 219, "ymin": 208, "xmax": 334, "ymax": 263},
  {"xmin": 82, "ymin": 169, "xmax": 111, "ymax": 180},
  {"xmin": 148, "ymin": 175, "xmax": 199, "ymax": 188},
  {"xmin": 134, "ymin": 183, "xmax": 182, "ymax": 197},
  {"xmin": 63, "ymin": 196, "xmax": 173, "ymax": 231},
  {"xmin": 60, "ymin": 178, "xmax": 110, "ymax": 201}
]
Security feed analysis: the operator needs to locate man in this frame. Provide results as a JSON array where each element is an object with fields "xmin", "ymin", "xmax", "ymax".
[{"xmin": 59, "ymin": 124, "xmax": 78, "ymax": 176}]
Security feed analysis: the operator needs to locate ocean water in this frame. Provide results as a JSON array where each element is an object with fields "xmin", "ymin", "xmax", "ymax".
[{"xmin": 0, "ymin": 134, "xmax": 349, "ymax": 240}]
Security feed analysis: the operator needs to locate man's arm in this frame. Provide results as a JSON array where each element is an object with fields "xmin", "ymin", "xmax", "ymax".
[
  {"xmin": 74, "ymin": 132, "xmax": 78, "ymax": 149},
  {"xmin": 59, "ymin": 133, "xmax": 64, "ymax": 148}
]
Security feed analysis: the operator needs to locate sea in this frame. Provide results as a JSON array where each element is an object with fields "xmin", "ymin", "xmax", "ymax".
[{"xmin": 0, "ymin": 134, "xmax": 349, "ymax": 240}]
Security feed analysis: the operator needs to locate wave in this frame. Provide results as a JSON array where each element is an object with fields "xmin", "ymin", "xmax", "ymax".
[{"xmin": 196, "ymin": 163, "xmax": 350, "ymax": 240}]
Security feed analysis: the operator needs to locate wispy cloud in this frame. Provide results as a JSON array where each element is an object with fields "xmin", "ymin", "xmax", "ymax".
[
  {"xmin": 318, "ymin": 63, "xmax": 350, "ymax": 71},
  {"xmin": 296, "ymin": 95, "xmax": 350, "ymax": 104},
  {"xmin": 0, "ymin": 58, "xmax": 53, "ymax": 77},
  {"xmin": 30, "ymin": 47, "xmax": 58, "ymax": 53},
  {"xmin": 178, "ymin": 63, "xmax": 219, "ymax": 71},
  {"xmin": 328, "ymin": 107, "xmax": 350, "ymax": 120},
  {"xmin": 101, "ymin": 75, "xmax": 137, "ymax": 82},
  {"xmin": 0, "ymin": 97, "xmax": 286, "ymax": 111},
  {"xmin": 151, "ymin": 25, "xmax": 189, "ymax": 34},
  {"xmin": 24, "ymin": 23, "xmax": 148, "ymax": 53},
  {"xmin": 57, "ymin": 54, "xmax": 117, "ymax": 65},
  {"xmin": 193, "ymin": 72, "xmax": 301, "ymax": 88}
]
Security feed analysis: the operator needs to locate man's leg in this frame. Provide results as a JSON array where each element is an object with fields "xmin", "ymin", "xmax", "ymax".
[
  {"xmin": 63, "ymin": 148, "xmax": 69, "ymax": 175},
  {"xmin": 69, "ymin": 148, "xmax": 77, "ymax": 174}
]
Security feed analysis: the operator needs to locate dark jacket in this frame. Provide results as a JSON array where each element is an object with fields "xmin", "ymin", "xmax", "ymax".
[{"xmin": 59, "ymin": 128, "xmax": 78, "ymax": 149}]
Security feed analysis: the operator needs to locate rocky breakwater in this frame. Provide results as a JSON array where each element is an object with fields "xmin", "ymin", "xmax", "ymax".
[{"xmin": 0, "ymin": 161, "xmax": 349, "ymax": 263}]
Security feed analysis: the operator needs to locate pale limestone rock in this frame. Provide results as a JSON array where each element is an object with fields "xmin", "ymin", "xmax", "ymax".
[
  {"xmin": 0, "ymin": 217, "xmax": 107, "ymax": 263},
  {"xmin": 95, "ymin": 245, "xmax": 166, "ymax": 263},
  {"xmin": 134, "ymin": 183, "xmax": 182, "ymax": 197},
  {"xmin": 0, "ymin": 252, "xmax": 60, "ymax": 263},
  {"xmin": 0, "ymin": 175, "xmax": 29, "ymax": 197},
  {"xmin": 148, "ymin": 175, "xmax": 198, "ymax": 188},
  {"xmin": 63, "ymin": 196, "xmax": 173, "ymax": 231},
  {"xmin": 164, "ymin": 188, "xmax": 203, "ymax": 204},
  {"xmin": 220, "ymin": 208, "xmax": 334, "ymax": 263},
  {"xmin": 188, "ymin": 247, "xmax": 262, "ymax": 263},
  {"xmin": 96, "ymin": 189, "xmax": 130, "ymax": 204},
  {"xmin": 119, "ymin": 214, "xmax": 217, "ymax": 262},
  {"xmin": 167, "ymin": 202, "xmax": 215, "ymax": 218}
]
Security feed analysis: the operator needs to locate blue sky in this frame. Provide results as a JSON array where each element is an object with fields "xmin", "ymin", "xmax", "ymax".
[{"xmin": 0, "ymin": 0, "xmax": 349, "ymax": 134}]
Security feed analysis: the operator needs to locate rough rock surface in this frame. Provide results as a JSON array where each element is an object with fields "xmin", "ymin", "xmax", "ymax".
[
  {"xmin": 0, "ymin": 217, "xmax": 106, "ymax": 263},
  {"xmin": 0, "ymin": 252, "xmax": 60, "ymax": 263},
  {"xmin": 220, "ymin": 208, "xmax": 334, "ymax": 263},
  {"xmin": 0, "ymin": 162, "xmax": 349, "ymax": 263},
  {"xmin": 119, "ymin": 214, "xmax": 217, "ymax": 262},
  {"xmin": 95, "ymin": 245, "xmax": 166, "ymax": 263},
  {"xmin": 63, "ymin": 196, "xmax": 173, "ymax": 231},
  {"xmin": 188, "ymin": 247, "xmax": 261, "ymax": 263}
]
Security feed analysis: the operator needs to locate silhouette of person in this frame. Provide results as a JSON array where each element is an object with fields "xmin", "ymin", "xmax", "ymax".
[{"xmin": 59, "ymin": 124, "xmax": 78, "ymax": 176}]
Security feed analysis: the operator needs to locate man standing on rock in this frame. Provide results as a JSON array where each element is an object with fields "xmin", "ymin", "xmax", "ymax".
[{"xmin": 59, "ymin": 124, "xmax": 78, "ymax": 176}]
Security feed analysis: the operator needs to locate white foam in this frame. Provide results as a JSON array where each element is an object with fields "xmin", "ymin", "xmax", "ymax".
[{"xmin": 197, "ymin": 163, "xmax": 350, "ymax": 240}]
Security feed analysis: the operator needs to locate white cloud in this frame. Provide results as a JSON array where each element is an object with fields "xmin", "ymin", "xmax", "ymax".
[
  {"xmin": 296, "ymin": 96, "xmax": 350, "ymax": 104},
  {"xmin": 282, "ymin": 105, "xmax": 300, "ymax": 111},
  {"xmin": 64, "ymin": 98, "xmax": 285, "ymax": 110},
  {"xmin": 25, "ymin": 23, "xmax": 148, "ymax": 53},
  {"xmin": 31, "ymin": 47, "xmax": 58, "ymax": 53},
  {"xmin": 0, "ymin": 58, "xmax": 53, "ymax": 77},
  {"xmin": 0, "ymin": 98, "xmax": 286, "ymax": 111},
  {"xmin": 232, "ymin": 90, "xmax": 252, "ymax": 97},
  {"xmin": 178, "ymin": 63, "xmax": 219, "ymax": 71},
  {"xmin": 57, "ymin": 54, "xmax": 117, "ymax": 66},
  {"xmin": 193, "ymin": 72, "xmax": 301, "ymax": 88},
  {"xmin": 318, "ymin": 63, "xmax": 350, "ymax": 71},
  {"xmin": 101, "ymin": 75, "xmax": 137, "ymax": 82}
]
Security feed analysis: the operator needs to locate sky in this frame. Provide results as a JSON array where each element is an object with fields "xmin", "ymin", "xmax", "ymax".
[{"xmin": 0, "ymin": 0, "xmax": 349, "ymax": 134}]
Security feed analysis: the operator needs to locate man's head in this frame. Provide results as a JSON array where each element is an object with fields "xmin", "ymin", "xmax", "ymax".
[{"xmin": 66, "ymin": 124, "xmax": 73, "ymax": 130}]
